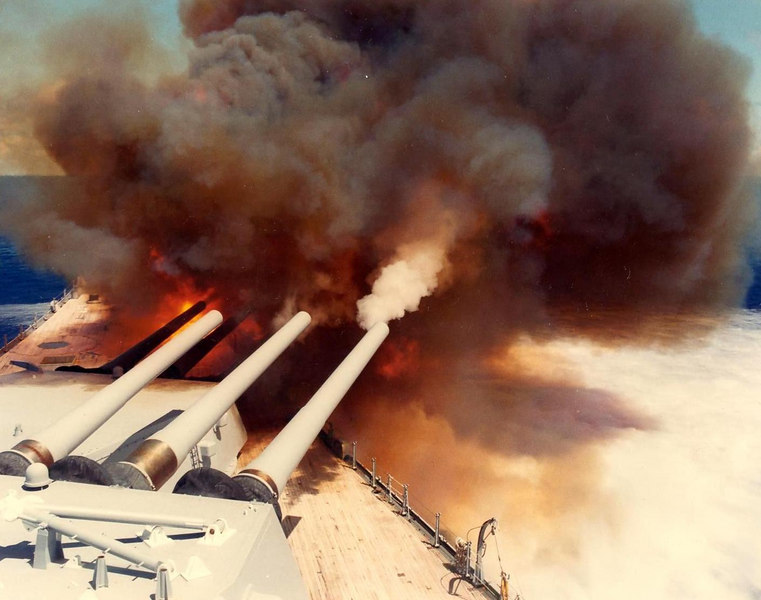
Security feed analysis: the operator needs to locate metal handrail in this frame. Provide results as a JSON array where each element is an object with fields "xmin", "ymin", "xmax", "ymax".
[
  {"xmin": 333, "ymin": 435, "xmax": 502, "ymax": 598},
  {"xmin": 1, "ymin": 288, "xmax": 74, "ymax": 355}
]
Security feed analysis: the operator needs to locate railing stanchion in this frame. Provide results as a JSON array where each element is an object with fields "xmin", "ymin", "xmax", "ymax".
[{"xmin": 465, "ymin": 541, "xmax": 473, "ymax": 580}]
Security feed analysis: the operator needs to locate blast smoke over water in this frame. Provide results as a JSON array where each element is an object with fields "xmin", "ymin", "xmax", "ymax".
[
  {"xmin": 488, "ymin": 313, "xmax": 760, "ymax": 600},
  {"xmin": 0, "ymin": 1, "xmax": 758, "ymax": 596},
  {"xmin": 335, "ymin": 314, "xmax": 761, "ymax": 599}
]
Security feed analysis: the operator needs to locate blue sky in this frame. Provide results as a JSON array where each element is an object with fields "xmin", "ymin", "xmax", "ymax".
[{"xmin": 689, "ymin": 0, "xmax": 761, "ymax": 157}]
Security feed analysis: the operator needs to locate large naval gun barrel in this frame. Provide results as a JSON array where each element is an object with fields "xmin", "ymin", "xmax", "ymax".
[
  {"xmin": 110, "ymin": 311, "xmax": 311, "ymax": 491},
  {"xmin": 161, "ymin": 312, "xmax": 247, "ymax": 379},
  {"xmin": 0, "ymin": 310, "xmax": 223, "ymax": 476},
  {"xmin": 234, "ymin": 322, "xmax": 390, "ymax": 508}
]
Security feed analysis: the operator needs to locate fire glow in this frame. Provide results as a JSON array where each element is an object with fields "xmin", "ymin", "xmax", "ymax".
[{"xmin": 375, "ymin": 337, "xmax": 420, "ymax": 380}]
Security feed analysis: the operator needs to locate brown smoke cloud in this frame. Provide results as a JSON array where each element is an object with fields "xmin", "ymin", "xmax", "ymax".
[
  {"xmin": 0, "ymin": 0, "xmax": 756, "ymax": 572},
  {"xmin": 3, "ymin": 0, "xmax": 753, "ymax": 328}
]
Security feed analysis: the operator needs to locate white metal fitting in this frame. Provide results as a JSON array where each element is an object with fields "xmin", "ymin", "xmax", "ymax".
[{"xmin": 23, "ymin": 463, "xmax": 52, "ymax": 490}]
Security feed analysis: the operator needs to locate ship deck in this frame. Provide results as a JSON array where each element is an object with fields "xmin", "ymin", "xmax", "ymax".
[
  {"xmin": 0, "ymin": 294, "xmax": 491, "ymax": 600},
  {"xmin": 261, "ymin": 437, "xmax": 487, "ymax": 600},
  {"xmin": 0, "ymin": 294, "xmax": 111, "ymax": 375}
]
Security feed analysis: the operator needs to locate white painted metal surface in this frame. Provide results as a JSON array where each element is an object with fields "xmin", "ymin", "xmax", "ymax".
[
  {"xmin": 0, "ymin": 371, "xmax": 248, "ymax": 492},
  {"xmin": 0, "ymin": 475, "xmax": 308, "ymax": 599},
  {"xmin": 243, "ymin": 322, "xmax": 389, "ymax": 492},
  {"xmin": 150, "ymin": 311, "xmax": 311, "ymax": 463},
  {"xmin": 22, "ymin": 310, "xmax": 223, "ymax": 462}
]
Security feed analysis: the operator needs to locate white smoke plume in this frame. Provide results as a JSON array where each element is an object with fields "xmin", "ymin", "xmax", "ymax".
[{"xmin": 357, "ymin": 240, "xmax": 450, "ymax": 329}]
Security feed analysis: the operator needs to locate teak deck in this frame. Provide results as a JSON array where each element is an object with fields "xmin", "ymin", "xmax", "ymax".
[{"xmin": 249, "ymin": 437, "xmax": 488, "ymax": 600}]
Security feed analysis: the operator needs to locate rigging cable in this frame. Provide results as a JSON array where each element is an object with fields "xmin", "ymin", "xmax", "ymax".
[{"xmin": 492, "ymin": 528, "xmax": 511, "ymax": 600}]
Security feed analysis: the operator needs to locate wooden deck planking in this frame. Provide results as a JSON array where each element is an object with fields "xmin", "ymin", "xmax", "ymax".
[{"xmin": 243, "ymin": 437, "xmax": 489, "ymax": 600}]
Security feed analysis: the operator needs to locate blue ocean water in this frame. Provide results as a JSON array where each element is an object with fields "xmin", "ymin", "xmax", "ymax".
[
  {"xmin": 0, "ymin": 237, "xmax": 68, "ymax": 342},
  {"xmin": 747, "ymin": 260, "xmax": 761, "ymax": 309},
  {"xmin": 744, "ymin": 179, "xmax": 761, "ymax": 309}
]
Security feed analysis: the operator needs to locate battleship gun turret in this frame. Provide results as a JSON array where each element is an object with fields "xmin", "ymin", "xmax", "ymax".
[
  {"xmin": 0, "ymin": 310, "xmax": 224, "ymax": 476},
  {"xmin": 0, "ymin": 296, "xmax": 494, "ymax": 600},
  {"xmin": 174, "ymin": 321, "xmax": 390, "ymax": 518},
  {"xmin": 108, "ymin": 311, "xmax": 311, "ymax": 491}
]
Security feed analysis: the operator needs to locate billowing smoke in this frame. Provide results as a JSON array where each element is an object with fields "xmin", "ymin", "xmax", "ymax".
[
  {"xmin": 357, "ymin": 242, "xmax": 447, "ymax": 328},
  {"xmin": 0, "ymin": 0, "xmax": 757, "ymax": 595},
  {"xmin": 2, "ymin": 0, "xmax": 753, "ymax": 334},
  {"xmin": 357, "ymin": 185, "xmax": 461, "ymax": 327}
]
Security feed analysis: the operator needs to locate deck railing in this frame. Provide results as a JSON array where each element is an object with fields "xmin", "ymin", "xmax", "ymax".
[
  {"xmin": 320, "ymin": 429, "xmax": 504, "ymax": 599},
  {"xmin": 1, "ymin": 288, "xmax": 74, "ymax": 355}
]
